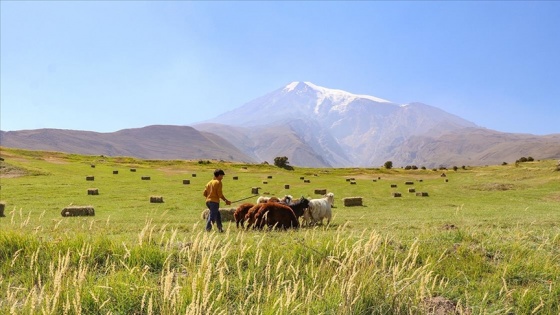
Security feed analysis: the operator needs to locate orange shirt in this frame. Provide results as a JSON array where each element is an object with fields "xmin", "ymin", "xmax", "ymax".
[{"xmin": 203, "ymin": 179, "xmax": 225, "ymax": 203}]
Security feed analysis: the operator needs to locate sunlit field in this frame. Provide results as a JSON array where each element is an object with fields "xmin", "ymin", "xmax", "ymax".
[{"xmin": 1, "ymin": 147, "xmax": 559, "ymax": 314}]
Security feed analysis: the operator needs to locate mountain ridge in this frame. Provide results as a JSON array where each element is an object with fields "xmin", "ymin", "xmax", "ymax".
[{"xmin": 2, "ymin": 82, "xmax": 559, "ymax": 167}]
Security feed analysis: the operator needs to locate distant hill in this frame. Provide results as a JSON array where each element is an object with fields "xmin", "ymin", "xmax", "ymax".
[{"xmin": 0, "ymin": 125, "xmax": 255, "ymax": 162}]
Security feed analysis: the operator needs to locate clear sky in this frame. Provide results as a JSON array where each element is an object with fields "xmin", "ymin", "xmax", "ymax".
[{"xmin": 1, "ymin": 1, "xmax": 559, "ymax": 135}]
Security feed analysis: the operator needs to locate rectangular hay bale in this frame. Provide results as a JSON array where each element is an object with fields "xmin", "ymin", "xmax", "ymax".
[
  {"xmin": 343, "ymin": 197, "xmax": 363, "ymax": 207},
  {"xmin": 150, "ymin": 196, "xmax": 164, "ymax": 203},
  {"xmin": 87, "ymin": 188, "xmax": 99, "ymax": 195},
  {"xmin": 314, "ymin": 189, "xmax": 327, "ymax": 195},
  {"xmin": 62, "ymin": 206, "xmax": 95, "ymax": 217}
]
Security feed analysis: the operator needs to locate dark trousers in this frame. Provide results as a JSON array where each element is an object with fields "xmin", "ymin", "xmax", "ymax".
[{"xmin": 206, "ymin": 201, "xmax": 223, "ymax": 232}]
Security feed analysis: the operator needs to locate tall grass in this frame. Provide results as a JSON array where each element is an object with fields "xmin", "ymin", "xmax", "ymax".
[{"xmin": 1, "ymin": 218, "xmax": 453, "ymax": 314}]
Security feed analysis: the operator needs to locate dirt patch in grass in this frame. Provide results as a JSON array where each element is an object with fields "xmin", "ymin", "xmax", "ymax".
[
  {"xmin": 467, "ymin": 183, "xmax": 515, "ymax": 191},
  {"xmin": 422, "ymin": 296, "xmax": 464, "ymax": 315},
  {"xmin": 44, "ymin": 156, "xmax": 69, "ymax": 164},
  {"xmin": 0, "ymin": 161, "xmax": 28, "ymax": 178},
  {"xmin": 544, "ymin": 193, "xmax": 560, "ymax": 202}
]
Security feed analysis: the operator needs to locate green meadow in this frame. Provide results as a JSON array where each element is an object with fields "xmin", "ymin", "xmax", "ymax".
[{"xmin": 1, "ymin": 147, "xmax": 559, "ymax": 314}]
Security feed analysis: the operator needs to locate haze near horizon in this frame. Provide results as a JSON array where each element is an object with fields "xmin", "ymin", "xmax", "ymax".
[{"xmin": 1, "ymin": 1, "xmax": 559, "ymax": 135}]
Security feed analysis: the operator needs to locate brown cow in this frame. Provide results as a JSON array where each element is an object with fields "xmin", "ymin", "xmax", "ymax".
[
  {"xmin": 254, "ymin": 203, "xmax": 299, "ymax": 230},
  {"xmin": 234, "ymin": 203, "xmax": 254, "ymax": 228}
]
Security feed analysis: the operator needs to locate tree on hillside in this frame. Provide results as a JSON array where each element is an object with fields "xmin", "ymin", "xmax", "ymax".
[
  {"xmin": 274, "ymin": 156, "xmax": 293, "ymax": 170},
  {"xmin": 384, "ymin": 161, "xmax": 393, "ymax": 169}
]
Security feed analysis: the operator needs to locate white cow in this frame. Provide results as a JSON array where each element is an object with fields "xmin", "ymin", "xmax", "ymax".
[{"xmin": 304, "ymin": 193, "xmax": 334, "ymax": 226}]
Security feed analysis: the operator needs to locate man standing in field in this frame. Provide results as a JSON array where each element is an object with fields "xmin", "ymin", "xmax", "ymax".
[{"xmin": 203, "ymin": 169, "xmax": 231, "ymax": 232}]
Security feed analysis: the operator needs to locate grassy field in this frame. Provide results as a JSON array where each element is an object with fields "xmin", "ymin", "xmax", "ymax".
[{"xmin": 1, "ymin": 146, "xmax": 559, "ymax": 314}]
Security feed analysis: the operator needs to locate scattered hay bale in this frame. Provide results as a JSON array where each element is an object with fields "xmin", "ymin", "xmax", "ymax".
[
  {"xmin": 315, "ymin": 189, "xmax": 327, "ymax": 195},
  {"xmin": 267, "ymin": 175, "xmax": 273, "ymax": 179},
  {"xmin": 251, "ymin": 187, "xmax": 260, "ymax": 194},
  {"xmin": 345, "ymin": 178, "xmax": 351, "ymax": 182},
  {"xmin": 87, "ymin": 188, "xmax": 99, "ymax": 195},
  {"xmin": 284, "ymin": 184, "xmax": 290, "ymax": 189},
  {"xmin": 62, "ymin": 206, "xmax": 95, "ymax": 217},
  {"xmin": 262, "ymin": 181, "xmax": 268, "ymax": 184},
  {"xmin": 201, "ymin": 208, "xmax": 236, "ymax": 222},
  {"xmin": 150, "ymin": 196, "xmax": 164, "ymax": 203},
  {"xmin": 416, "ymin": 192, "xmax": 429, "ymax": 197},
  {"xmin": 343, "ymin": 197, "xmax": 363, "ymax": 207},
  {"xmin": 418, "ymin": 179, "xmax": 423, "ymax": 182},
  {"xmin": 0, "ymin": 201, "xmax": 5, "ymax": 217},
  {"xmin": 90, "ymin": 164, "xmax": 95, "ymax": 168},
  {"xmin": 350, "ymin": 181, "xmax": 357, "ymax": 185},
  {"xmin": 405, "ymin": 181, "xmax": 414, "ymax": 185},
  {"xmin": 183, "ymin": 179, "xmax": 190, "ymax": 185},
  {"xmin": 372, "ymin": 179, "xmax": 377, "ymax": 182},
  {"xmin": 300, "ymin": 177, "xmax": 305, "ymax": 180},
  {"xmin": 444, "ymin": 179, "xmax": 449, "ymax": 182},
  {"xmin": 392, "ymin": 192, "xmax": 402, "ymax": 197},
  {"xmin": 141, "ymin": 176, "xmax": 151, "ymax": 180},
  {"xmin": 130, "ymin": 168, "xmax": 136, "ymax": 172},
  {"xmin": 242, "ymin": 167, "xmax": 248, "ymax": 170},
  {"xmin": 390, "ymin": 184, "xmax": 397, "ymax": 188},
  {"xmin": 192, "ymin": 173, "xmax": 197, "ymax": 177},
  {"xmin": 233, "ymin": 176, "xmax": 239, "ymax": 180},
  {"xmin": 86, "ymin": 176, "xmax": 94, "ymax": 181},
  {"xmin": 304, "ymin": 179, "xmax": 311, "ymax": 183},
  {"xmin": 113, "ymin": 170, "xmax": 118, "ymax": 174},
  {"xmin": 408, "ymin": 188, "xmax": 416, "ymax": 193}
]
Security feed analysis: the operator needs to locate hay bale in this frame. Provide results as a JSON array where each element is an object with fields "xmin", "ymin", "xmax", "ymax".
[
  {"xmin": 304, "ymin": 179, "xmax": 311, "ymax": 183},
  {"xmin": 343, "ymin": 197, "xmax": 362, "ymax": 207},
  {"xmin": 267, "ymin": 175, "xmax": 273, "ymax": 179},
  {"xmin": 0, "ymin": 201, "xmax": 5, "ymax": 217},
  {"xmin": 350, "ymin": 181, "xmax": 357, "ymax": 185},
  {"xmin": 233, "ymin": 176, "xmax": 239, "ymax": 180},
  {"xmin": 392, "ymin": 192, "xmax": 402, "ymax": 197},
  {"xmin": 408, "ymin": 188, "xmax": 416, "ymax": 193},
  {"xmin": 113, "ymin": 170, "xmax": 118, "ymax": 174},
  {"xmin": 314, "ymin": 189, "xmax": 327, "ymax": 195},
  {"xmin": 284, "ymin": 184, "xmax": 290, "ymax": 189},
  {"xmin": 262, "ymin": 181, "xmax": 268, "ymax": 184},
  {"xmin": 150, "ymin": 196, "xmax": 164, "ymax": 203},
  {"xmin": 62, "ymin": 206, "xmax": 95, "ymax": 217},
  {"xmin": 416, "ymin": 192, "xmax": 429, "ymax": 197},
  {"xmin": 192, "ymin": 173, "xmax": 197, "ymax": 177},
  {"xmin": 141, "ymin": 176, "xmax": 151, "ymax": 180},
  {"xmin": 345, "ymin": 178, "xmax": 351, "ymax": 182},
  {"xmin": 445, "ymin": 179, "xmax": 449, "ymax": 182},
  {"xmin": 418, "ymin": 179, "xmax": 423, "ymax": 182},
  {"xmin": 405, "ymin": 181, "xmax": 414, "ymax": 185},
  {"xmin": 200, "ymin": 208, "xmax": 236, "ymax": 222},
  {"xmin": 300, "ymin": 177, "xmax": 305, "ymax": 180},
  {"xmin": 183, "ymin": 179, "xmax": 190, "ymax": 185},
  {"xmin": 91, "ymin": 164, "xmax": 95, "ymax": 168},
  {"xmin": 390, "ymin": 184, "xmax": 397, "ymax": 188},
  {"xmin": 242, "ymin": 167, "xmax": 248, "ymax": 170},
  {"xmin": 87, "ymin": 188, "xmax": 99, "ymax": 195},
  {"xmin": 372, "ymin": 179, "xmax": 377, "ymax": 182},
  {"xmin": 130, "ymin": 168, "xmax": 136, "ymax": 172},
  {"xmin": 86, "ymin": 176, "xmax": 94, "ymax": 181},
  {"xmin": 251, "ymin": 187, "xmax": 260, "ymax": 194}
]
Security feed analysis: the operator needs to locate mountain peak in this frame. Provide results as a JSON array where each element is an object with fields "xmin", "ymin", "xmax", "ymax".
[{"xmin": 283, "ymin": 81, "xmax": 392, "ymax": 105}]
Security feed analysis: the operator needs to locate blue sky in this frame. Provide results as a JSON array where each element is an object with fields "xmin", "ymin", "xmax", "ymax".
[{"xmin": 1, "ymin": 1, "xmax": 559, "ymax": 135}]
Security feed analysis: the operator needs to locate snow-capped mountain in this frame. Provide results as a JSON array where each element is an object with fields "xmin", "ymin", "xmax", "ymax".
[{"xmin": 200, "ymin": 82, "xmax": 478, "ymax": 167}]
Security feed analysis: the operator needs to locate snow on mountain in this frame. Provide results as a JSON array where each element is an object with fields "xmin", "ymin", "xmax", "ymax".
[{"xmin": 200, "ymin": 82, "xmax": 479, "ymax": 167}]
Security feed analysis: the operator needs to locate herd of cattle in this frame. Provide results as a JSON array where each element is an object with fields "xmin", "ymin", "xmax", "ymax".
[{"xmin": 233, "ymin": 193, "xmax": 335, "ymax": 230}]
